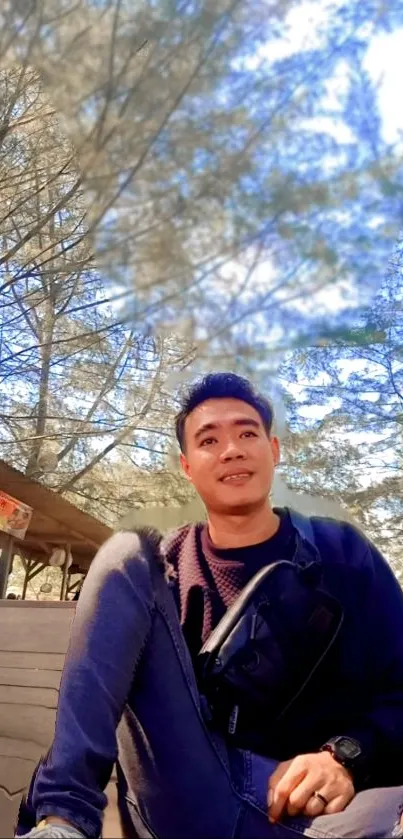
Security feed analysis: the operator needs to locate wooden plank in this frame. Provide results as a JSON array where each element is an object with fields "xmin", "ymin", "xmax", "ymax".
[
  {"xmin": 0, "ymin": 604, "xmax": 75, "ymax": 653},
  {"xmin": 0, "ymin": 685, "xmax": 59, "ymax": 708},
  {"xmin": 0, "ymin": 792, "xmax": 26, "ymax": 839},
  {"xmin": 0, "ymin": 667, "xmax": 61, "ymax": 689},
  {"xmin": 0, "ymin": 651, "xmax": 65, "ymax": 670},
  {"xmin": 0, "ymin": 747, "xmax": 44, "ymax": 837},
  {"xmin": 0, "ymin": 754, "xmax": 38, "ymax": 796},
  {"xmin": 0, "ymin": 704, "xmax": 56, "ymax": 748},
  {"xmin": 0, "ymin": 601, "xmax": 74, "ymax": 835},
  {"xmin": 0, "ymin": 600, "xmax": 122, "ymax": 837},
  {"xmin": 0, "ymin": 736, "xmax": 45, "ymax": 762},
  {"xmin": 0, "ymin": 600, "xmax": 76, "ymax": 609}
]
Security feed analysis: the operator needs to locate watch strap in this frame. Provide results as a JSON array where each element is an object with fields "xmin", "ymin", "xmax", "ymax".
[{"xmin": 320, "ymin": 737, "xmax": 369, "ymax": 788}]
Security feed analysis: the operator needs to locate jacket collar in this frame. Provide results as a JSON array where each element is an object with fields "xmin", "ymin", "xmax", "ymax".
[
  {"xmin": 277, "ymin": 507, "xmax": 322, "ymax": 571},
  {"xmin": 285, "ymin": 507, "xmax": 315, "ymax": 545}
]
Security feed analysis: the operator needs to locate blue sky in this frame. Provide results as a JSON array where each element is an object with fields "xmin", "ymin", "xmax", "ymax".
[
  {"xmin": 249, "ymin": 5, "xmax": 403, "ymax": 420},
  {"xmin": 209, "ymin": 9, "xmax": 403, "ymax": 365},
  {"xmin": 253, "ymin": 1, "xmax": 402, "ymax": 152}
]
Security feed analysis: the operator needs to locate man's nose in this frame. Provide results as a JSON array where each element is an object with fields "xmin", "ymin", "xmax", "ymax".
[{"xmin": 219, "ymin": 440, "xmax": 246, "ymax": 462}]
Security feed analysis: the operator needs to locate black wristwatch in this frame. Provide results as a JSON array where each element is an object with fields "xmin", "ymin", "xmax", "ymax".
[{"xmin": 319, "ymin": 736, "xmax": 368, "ymax": 786}]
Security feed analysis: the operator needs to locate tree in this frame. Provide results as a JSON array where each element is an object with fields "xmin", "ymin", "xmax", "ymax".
[
  {"xmin": 0, "ymin": 64, "xmax": 197, "ymax": 518},
  {"xmin": 278, "ymin": 237, "xmax": 403, "ymax": 571},
  {"xmin": 3, "ymin": 1, "xmax": 403, "ymax": 338},
  {"xmin": 1, "ymin": 0, "xmax": 403, "ymax": 523}
]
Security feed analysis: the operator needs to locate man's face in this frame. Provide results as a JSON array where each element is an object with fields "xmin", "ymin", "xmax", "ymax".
[{"xmin": 180, "ymin": 398, "xmax": 280, "ymax": 514}]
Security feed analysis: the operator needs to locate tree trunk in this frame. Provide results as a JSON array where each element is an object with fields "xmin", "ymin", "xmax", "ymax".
[{"xmin": 25, "ymin": 298, "xmax": 55, "ymax": 477}]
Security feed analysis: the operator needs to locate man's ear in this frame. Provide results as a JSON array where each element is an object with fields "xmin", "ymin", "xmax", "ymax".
[
  {"xmin": 271, "ymin": 435, "xmax": 280, "ymax": 467},
  {"xmin": 180, "ymin": 452, "xmax": 192, "ymax": 482}
]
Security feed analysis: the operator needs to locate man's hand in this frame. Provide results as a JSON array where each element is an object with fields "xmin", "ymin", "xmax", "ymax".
[
  {"xmin": 268, "ymin": 751, "xmax": 355, "ymax": 823},
  {"xmin": 18, "ymin": 817, "xmax": 85, "ymax": 838},
  {"xmin": 20, "ymin": 826, "xmax": 84, "ymax": 839}
]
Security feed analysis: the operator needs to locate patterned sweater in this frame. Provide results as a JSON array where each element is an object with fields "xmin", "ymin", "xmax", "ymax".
[{"xmin": 162, "ymin": 512, "xmax": 295, "ymax": 657}]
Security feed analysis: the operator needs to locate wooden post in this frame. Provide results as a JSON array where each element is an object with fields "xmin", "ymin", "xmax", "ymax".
[
  {"xmin": 0, "ymin": 533, "xmax": 14, "ymax": 598},
  {"xmin": 20, "ymin": 557, "xmax": 46, "ymax": 599},
  {"xmin": 66, "ymin": 575, "xmax": 84, "ymax": 598},
  {"xmin": 60, "ymin": 545, "xmax": 70, "ymax": 601},
  {"xmin": 21, "ymin": 557, "xmax": 31, "ymax": 600}
]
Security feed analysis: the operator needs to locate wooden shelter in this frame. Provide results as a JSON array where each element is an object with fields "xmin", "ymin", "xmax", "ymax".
[{"xmin": 0, "ymin": 459, "xmax": 112, "ymax": 599}]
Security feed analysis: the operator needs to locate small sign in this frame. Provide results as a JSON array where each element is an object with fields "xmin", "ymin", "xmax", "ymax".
[{"xmin": 0, "ymin": 491, "xmax": 32, "ymax": 539}]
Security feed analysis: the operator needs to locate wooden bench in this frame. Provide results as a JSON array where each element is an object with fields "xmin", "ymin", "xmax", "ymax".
[{"xmin": 0, "ymin": 601, "xmax": 121, "ymax": 838}]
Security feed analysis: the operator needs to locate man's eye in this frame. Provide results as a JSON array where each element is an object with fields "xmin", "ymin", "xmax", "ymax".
[
  {"xmin": 241, "ymin": 431, "xmax": 257, "ymax": 438},
  {"xmin": 200, "ymin": 437, "xmax": 216, "ymax": 446}
]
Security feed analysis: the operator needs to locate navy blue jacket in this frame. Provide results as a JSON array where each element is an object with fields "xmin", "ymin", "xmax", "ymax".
[
  {"xmin": 17, "ymin": 512, "xmax": 403, "ymax": 837},
  {"xmin": 263, "ymin": 512, "xmax": 403, "ymax": 782}
]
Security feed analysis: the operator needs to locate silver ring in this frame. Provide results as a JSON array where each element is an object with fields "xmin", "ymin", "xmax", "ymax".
[{"xmin": 312, "ymin": 791, "xmax": 329, "ymax": 807}]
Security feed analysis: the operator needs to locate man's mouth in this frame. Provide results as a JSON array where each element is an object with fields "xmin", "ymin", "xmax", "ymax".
[{"xmin": 220, "ymin": 472, "xmax": 253, "ymax": 484}]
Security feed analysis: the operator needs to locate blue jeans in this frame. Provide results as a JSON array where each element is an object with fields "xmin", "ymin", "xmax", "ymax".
[{"xmin": 20, "ymin": 533, "xmax": 403, "ymax": 838}]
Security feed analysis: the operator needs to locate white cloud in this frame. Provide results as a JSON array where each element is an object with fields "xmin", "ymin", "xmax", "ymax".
[
  {"xmin": 254, "ymin": 0, "xmax": 344, "ymax": 65},
  {"xmin": 299, "ymin": 116, "xmax": 354, "ymax": 144},
  {"xmin": 364, "ymin": 27, "xmax": 403, "ymax": 144}
]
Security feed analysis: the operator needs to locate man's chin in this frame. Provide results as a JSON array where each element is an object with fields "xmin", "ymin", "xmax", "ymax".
[{"xmin": 215, "ymin": 495, "xmax": 268, "ymax": 516}]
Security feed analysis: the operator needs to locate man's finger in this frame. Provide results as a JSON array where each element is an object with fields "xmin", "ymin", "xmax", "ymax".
[
  {"xmin": 324, "ymin": 790, "xmax": 354, "ymax": 815},
  {"xmin": 303, "ymin": 789, "xmax": 332, "ymax": 817},
  {"xmin": 287, "ymin": 777, "xmax": 323, "ymax": 817},
  {"xmin": 268, "ymin": 759, "xmax": 293, "ymax": 789},
  {"xmin": 266, "ymin": 758, "xmax": 293, "ymax": 812},
  {"xmin": 269, "ymin": 761, "xmax": 307, "ymax": 823}
]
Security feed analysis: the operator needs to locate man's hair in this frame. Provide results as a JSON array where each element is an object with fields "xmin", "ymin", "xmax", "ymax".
[{"xmin": 175, "ymin": 372, "xmax": 274, "ymax": 452}]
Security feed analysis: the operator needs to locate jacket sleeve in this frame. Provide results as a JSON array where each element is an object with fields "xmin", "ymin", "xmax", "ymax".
[
  {"xmin": 343, "ymin": 533, "xmax": 403, "ymax": 787},
  {"xmin": 30, "ymin": 531, "xmax": 157, "ymax": 838}
]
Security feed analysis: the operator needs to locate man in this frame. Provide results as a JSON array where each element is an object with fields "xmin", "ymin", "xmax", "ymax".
[{"xmin": 18, "ymin": 373, "xmax": 403, "ymax": 838}]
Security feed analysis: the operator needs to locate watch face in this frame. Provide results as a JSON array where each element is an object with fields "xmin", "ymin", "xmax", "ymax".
[{"xmin": 337, "ymin": 737, "xmax": 362, "ymax": 760}]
